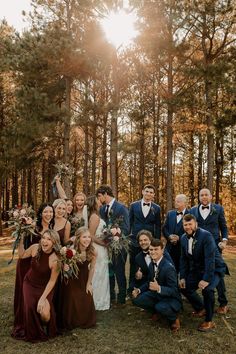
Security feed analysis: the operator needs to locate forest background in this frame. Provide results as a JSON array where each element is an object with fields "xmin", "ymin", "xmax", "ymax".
[{"xmin": 0, "ymin": 0, "xmax": 235, "ymax": 235}]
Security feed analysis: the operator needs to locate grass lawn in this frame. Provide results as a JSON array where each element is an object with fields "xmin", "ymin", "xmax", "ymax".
[{"xmin": 0, "ymin": 238, "xmax": 235, "ymax": 354}]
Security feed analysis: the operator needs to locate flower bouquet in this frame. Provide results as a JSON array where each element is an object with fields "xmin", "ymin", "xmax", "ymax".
[
  {"xmin": 59, "ymin": 246, "xmax": 84, "ymax": 282},
  {"xmin": 8, "ymin": 204, "xmax": 37, "ymax": 264},
  {"xmin": 68, "ymin": 215, "xmax": 85, "ymax": 237},
  {"xmin": 101, "ymin": 215, "xmax": 130, "ymax": 261},
  {"xmin": 51, "ymin": 161, "xmax": 75, "ymax": 198}
]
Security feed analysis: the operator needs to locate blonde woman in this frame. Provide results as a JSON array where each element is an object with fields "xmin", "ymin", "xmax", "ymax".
[
  {"xmin": 57, "ymin": 227, "xmax": 96, "ymax": 330},
  {"xmin": 53, "ymin": 199, "xmax": 71, "ymax": 245}
]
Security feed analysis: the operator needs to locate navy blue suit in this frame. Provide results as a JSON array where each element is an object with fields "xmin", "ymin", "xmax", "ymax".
[
  {"xmin": 162, "ymin": 209, "xmax": 189, "ymax": 272},
  {"xmin": 190, "ymin": 204, "xmax": 229, "ymax": 306},
  {"xmin": 133, "ymin": 256, "xmax": 182, "ymax": 322},
  {"xmin": 180, "ymin": 227, "xmax": 226, "ymax": 321},
  {"xmin": 128, "ymin": 200, "xmax": 161, "ymax": 291},
  {"xmin": 100, "ymin": 200, "xmax": 130, "ymax": 304},
  {"xmin": 130, "ymin": 248, "xmax": 174, "ymax": 291}
]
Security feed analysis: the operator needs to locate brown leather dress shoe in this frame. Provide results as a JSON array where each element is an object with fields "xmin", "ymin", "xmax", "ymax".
[
  {"xmin": 198, "ymin": 321, "xmax": 216, "ymax": 332},
  {"xmin": 216, "ymin": 305, "xmax": 229, "ymax": 315},
  {"xmin": 192, "ymin": 309, "xmax": 206, "ymax": 318},
  {"xmin": 170, "ymin": 318, "xmax": 180, "ymax": 332}
]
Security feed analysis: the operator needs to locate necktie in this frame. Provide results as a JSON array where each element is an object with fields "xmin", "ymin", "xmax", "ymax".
[
  {"xmin": 177, "ymin": 211, "xmax": 183, "ymax": 215},
  {"xmin": 143, "ymin": 203, "xmax": 150, "ymax": 207},
  {"xmin": 202, "ymin": 205, "xmax": 209, "ymax": 210},
  {"xmin": 105, "ymin": 205, "xmax": 109, "ymax": 218}
]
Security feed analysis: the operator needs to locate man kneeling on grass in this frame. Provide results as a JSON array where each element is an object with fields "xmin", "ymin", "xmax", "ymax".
[{"xmin": 132, "ymin": 239, "xmax": 182, "ymax": 332}]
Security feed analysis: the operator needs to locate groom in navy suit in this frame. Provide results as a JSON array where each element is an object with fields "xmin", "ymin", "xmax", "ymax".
[
  {"xmin": 179, "ymin": 214, "xmax": 226, "ymax": 332},
  {"xmin": 96, "ymin": 185, "xmax": 129, "ymax": 306},
  {"xmin": 190, "ymin": 188, "xmax": 229, "ymax": 314},
  {"xmin": 129, "ymin": 184, "xmax": 161, "ymax": 292},
  {"xmin": 163, "ymin": 194, "xmax": 189, "ymax": 272}
]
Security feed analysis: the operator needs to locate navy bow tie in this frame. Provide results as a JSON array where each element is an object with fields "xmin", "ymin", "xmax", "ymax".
[
  {"xmin": 143, "ymin": 203, "xmax": 150, "ymax": 207},
  {"xmin": 202, "ymin": 205, "xmax": 209, "ymax": 210}
]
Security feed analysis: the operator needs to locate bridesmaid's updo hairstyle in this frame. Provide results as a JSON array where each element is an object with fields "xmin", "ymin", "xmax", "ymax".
[
  {"xmin": 36, "ymin": 203, "xmax": 55, "ymax": 232},
  {"xmin": 74, "ymin": 226, "xmax": 95, "ymax": 261}
]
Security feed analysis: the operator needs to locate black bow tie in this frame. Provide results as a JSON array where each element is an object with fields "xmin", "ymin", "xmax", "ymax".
[
  {"xmin": 177, "ymin": 211, "xmax": 183, "ymax": 215},
  {"xmin": 202, "ymin": 205, "xmax": 209, "ymax": 210},
  {"xmin": 187, "ymin": 233, "xmax": 194, "ymax": 240},
  {"xmin": 143, "ymin": 251, "xmax": 149, "ymax": 256},
  {"xmin": 143, "ymin": 203, "xmax": 150, "ymax": 207}
]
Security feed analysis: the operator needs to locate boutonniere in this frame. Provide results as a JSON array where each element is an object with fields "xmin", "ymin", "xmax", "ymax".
[
  {"xmin": 150, "ymin": 206, "xmax": 155, "ymax": 216},
  {"xmin": 210, "ymin": 207, "xmax": 217, "ymax": 216},
  {"xmin": 192, "ymin": 238, "xmax": 197, "ymax": 252}
]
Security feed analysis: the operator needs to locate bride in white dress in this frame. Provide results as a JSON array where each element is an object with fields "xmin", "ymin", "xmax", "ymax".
[{"xmin": 87, "ymin": 196, "xmax": 110, "ymax": 310}]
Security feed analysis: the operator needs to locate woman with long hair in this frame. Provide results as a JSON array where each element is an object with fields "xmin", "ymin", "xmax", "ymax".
[
  {"xmin": 87, "ymin": 195, "xmax": 110, "ymax": 310},
  {"xmin": 52, "ymin": 199, "xmax": 71, "ymax": 245},
  {"xmin": 12, "ymin": 203, "xmax": 55, "ymax": 338},
  {"xmin": 12, "ymin": 229, "xmax": 60, "ymax": 342},
  {"xmin": 58, "ymin": 227, "xmax": 96, "ymax": 330}
]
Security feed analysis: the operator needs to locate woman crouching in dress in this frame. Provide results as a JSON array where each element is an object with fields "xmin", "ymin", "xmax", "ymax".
[
  {"xmin": 58, "ymin": 227, "xmax": 97, "ymax": 330},
  {"xmin": 12, "ymin": 229, "xmax": 60, "ymax": 343}
]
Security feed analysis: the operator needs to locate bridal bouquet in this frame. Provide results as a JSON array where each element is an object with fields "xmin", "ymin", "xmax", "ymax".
[
  {"xmin": 101, "ymin": 214, "xmax": 130, "ymax": 261},
  {"xmin": 8, "ymin": 204, "xmax": 36, "ymax": 264},
  {"xmin": 68, "ymin": 215, "xmax": 85, "ymax": 237},
  {"xmin": 59, "ymin": 246, "xmax": 84, "ymax": 281},
  {"xmin": 51, "ymin": 161, "xmax": 75, "ymax": 197}
]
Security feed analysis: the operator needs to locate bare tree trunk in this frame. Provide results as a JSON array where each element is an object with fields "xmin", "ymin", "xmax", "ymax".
[
  {"xmin": 110, "ymin": 51, "xmax": 119, "ymax": 198},
  {"xmin": 42, "ymin": 160, "xmax": 45, "ymax": 203},
  {"xmin": 139, "ymin": 116, "xmax": 145, "ymax": 195},
  {"xmin": 188, "ymin": 132, "xmax": 195, "ymax": 206},
  {"xmin": 0, "ymin": 175, "xmax": 3, "ymax": 236},
  {"xmin": 21, "ymin": 169, "xmax": 26, "ymax": 205},
  {"xmin": 83, "ymin": 122, "xmax": 89, "ymax": 196},
  {"xmin": 101, "ymin": 113, "xmax": 108, "ymax": 185},
  {"xmin": 12, "ymin": 169, "xmax": 18, "ymax": 208},
  {"xmin": 91, "ymin": 123, "xmax": 97, "ymax": 194},
  {"xmin": 198, "ymin": 134, "xmax": 204, "ymax": 194},
  {"xmin": 27, "ymin": 168, "xmax": 32, "ymax": 206},
  {"xmin": 63, "ymin": 76, "xmax": 72, "ymax": 198}
]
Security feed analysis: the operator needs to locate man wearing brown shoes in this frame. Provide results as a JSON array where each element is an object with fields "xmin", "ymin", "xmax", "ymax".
[
  {"xmin": 179, "ymin": 214, "xmax": 226, "ymax": 332},
  {"xmin": 132, "ymin": 239, "xmax": 182, "ymax": 332}
]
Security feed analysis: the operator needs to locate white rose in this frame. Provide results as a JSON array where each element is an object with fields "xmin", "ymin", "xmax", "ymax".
[
  {"xmin": 20, "ymin": 209, "xmax": 27, "ymax": 216},
  {"xmin": 60, "ymin": 246, "xmax": 67, "ymax": 255},
  {"xmin": 13, "ymin": 211, "xmax": 19, "ymax": 218},
  {"xmin": 113, "ymin": 236, "xmax": 119, "ymax": 242},
  {"xmin": 71, "ymin": 249, "xmax": 76, "ymax": 256}
]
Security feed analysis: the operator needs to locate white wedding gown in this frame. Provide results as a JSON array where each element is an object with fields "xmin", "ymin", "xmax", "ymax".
[{"xmin": 92, "ymin": 218, "xmax": 110, "ymax": 310}]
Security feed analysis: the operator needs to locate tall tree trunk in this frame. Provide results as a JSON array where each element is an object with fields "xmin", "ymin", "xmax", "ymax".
[
  {"xmin": 101, "ymin": 113, "xmax": 108, "ymax": 185},
  {"xmin": 21, "ymin": 169, "xmax": 26, "ymax": 205},
  {"xmin": 198, "ymin": 134, "xmax": 204, "ymax": 194},
  {"xmin": 83, "ymin": 122, "xmax": 89, "ymax": 196},
  {"xmin": 110, "ymin": 50, "xmax": 119, "ymax": 198},
  {"xmin": 0, "ymin": 175, "xmax": 3, "ymax": 236},
  {"xmin": 188, "ymin": 132, "xmax": 195, "ymax": 206},
  {"xmin": 205, "ymin": 79, "xmax": 214, "ymax": 192},
  {"xmin": 42, "ymin": 160, "xmax": 46, "ymax": 203},
  {"xmin": 27, "ymin": 168, "xmax": 32, "ymax": 206},
  {"xmin": 91, "ymin": 123, "xmax": 97, "ymax": 194},
  {"xmin": 139, "ymin": 117, "xmax": 145, "ymax": 195},
  {"xmin": 63, "ymin": 76, "xmax": 72, "ymax": 198},
  {"xmin": 12, "ymin": 169, "xmax": 18, "ymax": 208}
]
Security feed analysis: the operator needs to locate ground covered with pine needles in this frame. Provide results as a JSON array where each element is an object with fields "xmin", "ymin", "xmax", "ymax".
[{"xmin": 0, "ymin": 232, "xmax": 235, "ymax": 354}]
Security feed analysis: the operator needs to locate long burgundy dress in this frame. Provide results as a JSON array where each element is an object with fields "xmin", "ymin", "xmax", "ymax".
[
  {"xmin": 57, "ymin": 260, "xmax": 96, "ymax": 330},
  {"xmin": 12, "ymin": 251, "xmax": 57, "ymax": 342},
  {"xmin": 11, "ymin": 233, "xmax": 41, "ymax": 338}
]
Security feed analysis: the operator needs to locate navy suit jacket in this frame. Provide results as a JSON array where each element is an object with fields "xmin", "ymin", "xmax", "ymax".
[
  {"xmin": 180, "ymin": 228, "xmax": 226, "ymax": 283},
  {"xmin": 139, "ymin": 257, "xmax": 182, "ymax": 310},
  {"xmin": 100, "ymin": 200, "xmax": 130, "ymax": 236},
  {"xmin": 130, "ymin": 248, "xmax": 174, "ymax": 289},
  {"xmin": 190, "ymin": 204, "xmax": 228, "ymax": 244},
  {"xmin": 129, "ymin": 200, "xmax": 161, "ymax": 240},
  {"xmin": 162, "ymin": 209, "xmax": 189, "ymax": 241}
]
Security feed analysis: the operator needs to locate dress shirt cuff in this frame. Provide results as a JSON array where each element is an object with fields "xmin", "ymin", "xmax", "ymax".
[
  {"xmin": 157, "ymin": 286, "xmax": 161, "ymax": 294},
  {"xmin": 222, "ymin": 238, "xmax": 228, "ymax": 242}
]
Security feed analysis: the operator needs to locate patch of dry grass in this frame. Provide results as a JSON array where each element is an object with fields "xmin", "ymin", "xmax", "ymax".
[{"xmin": 0, "ymin": 248, "xmax": 235, "ymax": 354}]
